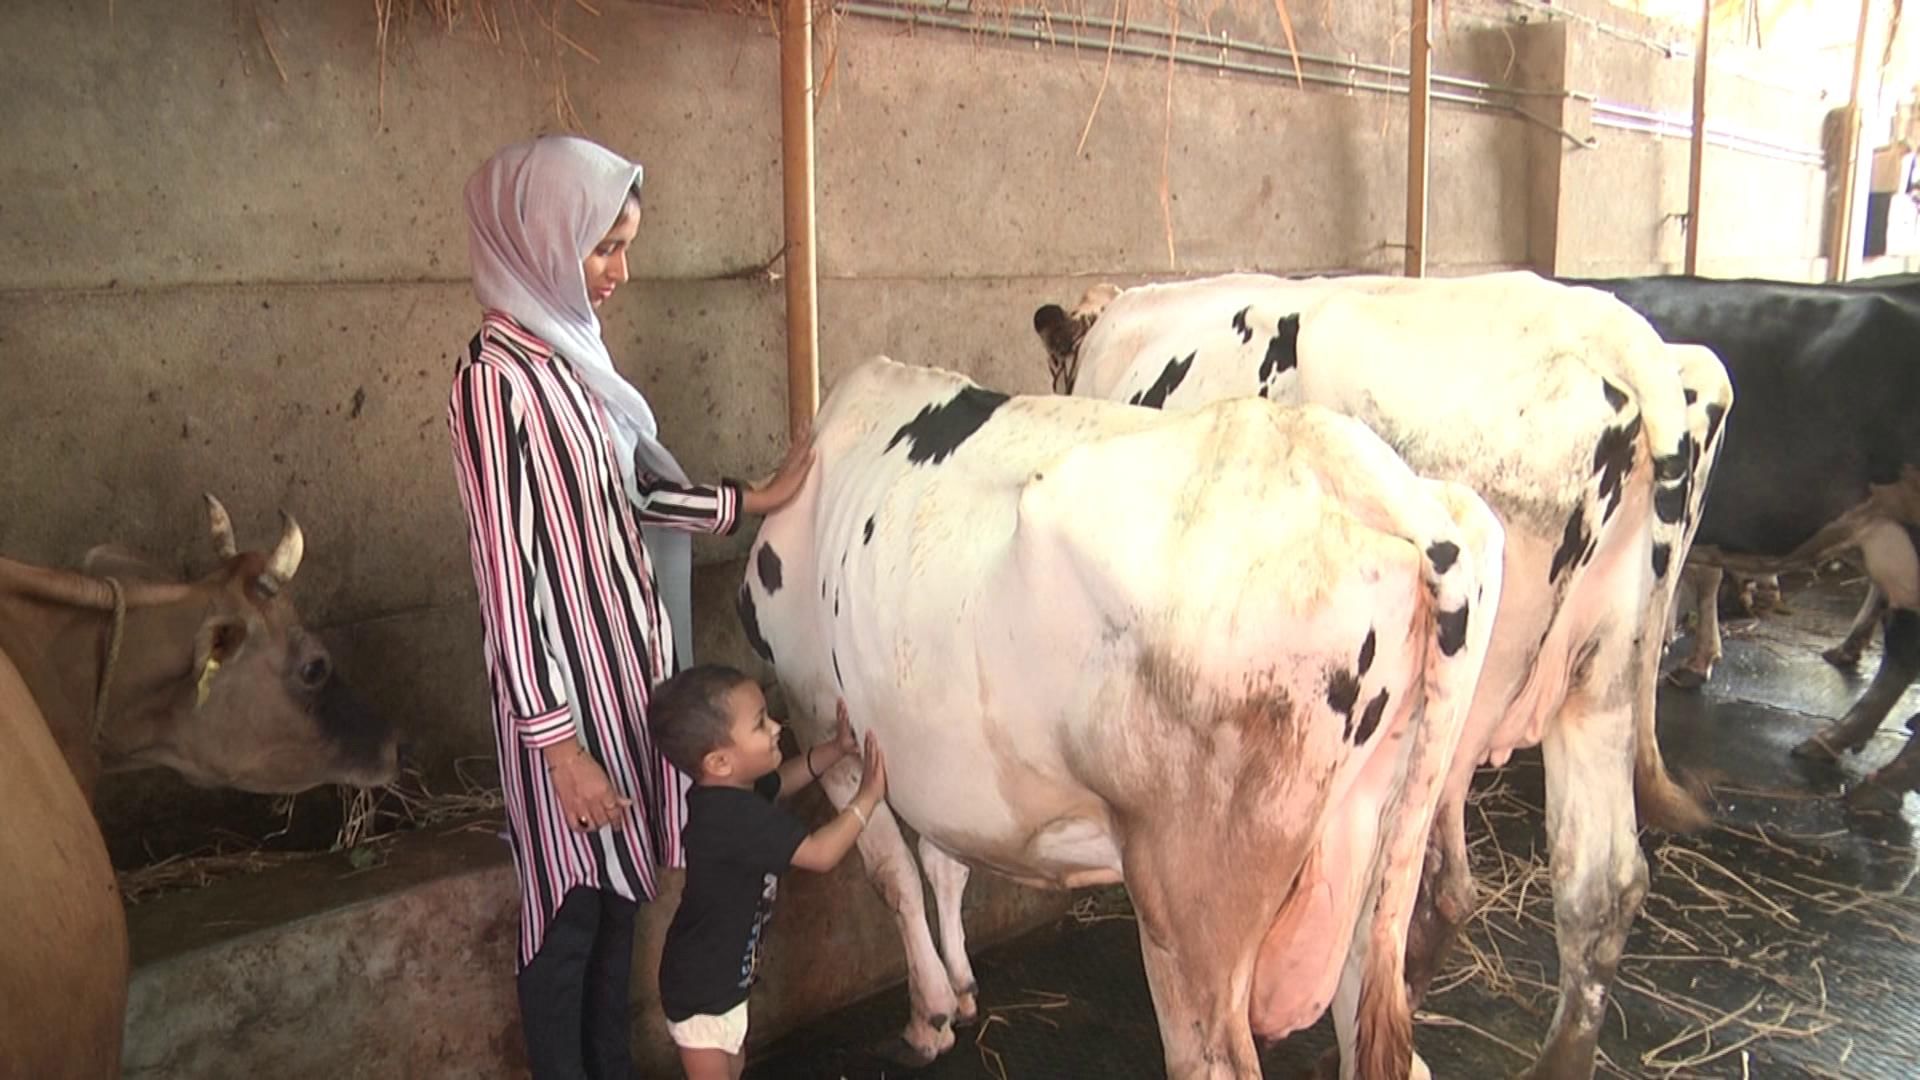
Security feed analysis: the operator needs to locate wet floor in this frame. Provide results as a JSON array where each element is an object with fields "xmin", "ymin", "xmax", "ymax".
[{"xmin": 749, "ymin": 575, "xmax": 1920, "ymax": 1079}]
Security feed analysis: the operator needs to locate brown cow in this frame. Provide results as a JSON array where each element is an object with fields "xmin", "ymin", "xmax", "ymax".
[{"xmin": 0, "ymin": 496, "xmax": 400, "ymax": 1078}]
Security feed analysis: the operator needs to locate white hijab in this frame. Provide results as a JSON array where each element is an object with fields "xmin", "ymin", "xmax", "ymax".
[{"xmin": 465, "ymin": 135, "xmax": 699, "ymax": 669}]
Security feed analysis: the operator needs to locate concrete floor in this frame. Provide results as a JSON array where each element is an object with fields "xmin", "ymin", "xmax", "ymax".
[{"xmin": 748, "ymin": 575, "xmax": 1920, "ymax": 1079}]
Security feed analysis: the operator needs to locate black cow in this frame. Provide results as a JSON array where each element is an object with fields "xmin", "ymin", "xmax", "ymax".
[{"xmin": 1571, "ymin": 275, "xmax": 1920, "ymax": 808}]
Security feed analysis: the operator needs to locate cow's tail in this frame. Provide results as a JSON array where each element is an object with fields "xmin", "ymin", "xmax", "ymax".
[
  {"xmin": 1633, "ymin": 345, "xmax": 1731, "ymax": 835},
  {"xmin": 1413, "ymin": 482, "xmax": 1506, "ymax": 763}
]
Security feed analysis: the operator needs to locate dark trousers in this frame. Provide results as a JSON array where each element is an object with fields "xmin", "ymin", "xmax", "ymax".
[{"xmin": 518, "ymin": 885, "xmax": 640, "ymax": 1080}]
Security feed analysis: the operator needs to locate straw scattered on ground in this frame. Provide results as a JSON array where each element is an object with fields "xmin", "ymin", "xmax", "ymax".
[{"xmin": 1417, "ymin": 758, "xmax": 1913, "ymax": 1078}]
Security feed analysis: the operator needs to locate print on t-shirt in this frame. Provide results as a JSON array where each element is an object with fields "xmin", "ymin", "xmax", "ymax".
[{"xmin": 739, "ymin": 872, "xmax": 780, "ymax": 989}]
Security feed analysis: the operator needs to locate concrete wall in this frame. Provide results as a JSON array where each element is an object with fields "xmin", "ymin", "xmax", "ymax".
[
  {"xmin": 0, "ymin": 0, "xmax": 1866, "ymax": 1073},
  {"xmin": 1533, "ymin": 0, "xmax": 1839, "ymax": 279},
  {"xmin": 123, "ymin": 807, "xmax": 1063, "ymax": 1078}
]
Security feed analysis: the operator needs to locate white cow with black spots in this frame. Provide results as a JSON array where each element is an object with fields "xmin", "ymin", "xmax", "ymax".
[
  {"xmin": 738, "ymin": 357, "xmax": 1504, "ymax": 1079},
  {"xmin": 1034, "ymin": 271, "xmax": 1733, "ymax": 1080}
]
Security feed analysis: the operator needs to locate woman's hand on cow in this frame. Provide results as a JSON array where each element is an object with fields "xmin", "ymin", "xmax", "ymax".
[
  {"xmin": 742, "ymin": 436, "xmax": 815, "ymax": 516},
  {"xmin": 855, "ymin": 731, "xmax": 887, "ymax": 809},
  {"xmin": 542, "ymin": 741, "xmax": 631, "ymax": 831}
]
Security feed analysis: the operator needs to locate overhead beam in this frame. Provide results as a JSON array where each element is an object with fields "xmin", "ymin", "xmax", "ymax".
[
  {"xmin": 780, "ymin": 0, "xmax": 820, "ymax": 439},
  {"xmin": 1405, "ymin": 0, "xmax": 1431, "ymax": 277}
]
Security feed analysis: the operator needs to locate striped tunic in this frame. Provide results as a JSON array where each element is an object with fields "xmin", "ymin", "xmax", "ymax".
[{"xmin": 448, "ymin": 311, "xmax": 740, "ymax": 968}]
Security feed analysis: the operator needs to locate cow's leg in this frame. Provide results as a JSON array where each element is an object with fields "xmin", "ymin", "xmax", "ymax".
[
  {"xmin": 817, "ymin": 762, "xmax": 958, "ymax": 1063},
  {"xmin": 1530, "ymin": 663, "xmax": 1648, "ymax": 1080},
  {"xmin": 1795, "ymin": 609, "xmax": 1920, "ymax": 763},
  {"xmin": 1402, "ymin": 779, "xmax": 1476, "ymax": 1009},
  {"xmin": 1124, "ymin": 829, "xmax": 1270, "ymax": 1080},
  {"xmin": 916, "ymin": 837, "xmax": 980, "ymax": 1026},
  {"xmin": 1853, "ymin": 711, "xmax": 1920, "ymax": 811},
  {"xmin": 1667, "ymin": 563, "xmax": 1721, "ymax": 689},
  {"xmin": 1825, "ymin": 583, "xmax": 1886, "ymax": 668},
  {"xmin": 1803, "ymin": 521, "xmax": 1920, "ymax": 763}
]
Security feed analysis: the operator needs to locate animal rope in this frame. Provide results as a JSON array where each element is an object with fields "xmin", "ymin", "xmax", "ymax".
[{"xmin": 93, "ymin": 576, "xmax": 126, "ymax": 748}]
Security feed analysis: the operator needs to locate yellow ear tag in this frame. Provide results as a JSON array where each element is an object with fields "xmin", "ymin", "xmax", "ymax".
[{"xmin": 195, "ymin": 657, "xmax": 221, "ymax": 708}]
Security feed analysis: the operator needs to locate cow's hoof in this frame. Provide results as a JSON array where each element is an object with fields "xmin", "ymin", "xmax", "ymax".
[
  {"xmin": 951, "ymin": 989, "xmax": 980, "ymax": 1029},
  {"xmin": 1823, "ymin": 647, "xmax": 1863, "ymax": 669},
  {"xmin": 1665, "ymin": 666, "xmax": 1708, "ymax": 690},
  {"xmin": 1792, "ymin": 732, "xmax": 1844, "ymax": 762},
  {"xmin": 879, "ymin": 1033, "xmax": 940, "ymax": 1068},
  {"xmin": 1846, "ymin": 778, "xmax": 1906, "ymax": 815}
]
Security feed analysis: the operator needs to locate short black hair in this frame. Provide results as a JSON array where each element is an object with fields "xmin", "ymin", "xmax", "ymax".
[{"xmin": 650, "ymin": 665, "xmax": 756, "ymax": 776}]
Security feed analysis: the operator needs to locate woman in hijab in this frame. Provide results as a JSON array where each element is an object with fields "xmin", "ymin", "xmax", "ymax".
[{"xmin": 448, "ymin": 134, "xmax": 810, "ymax": 1079}]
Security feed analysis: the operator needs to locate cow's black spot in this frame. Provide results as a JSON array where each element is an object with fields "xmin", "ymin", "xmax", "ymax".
[
  {"xmin": 1260, "ymin": 314, "xmax": 1301, "ymax": 383},
  {"xmin": 1354, "ymin": 688, "xmax": 1390, "ymax": 744},
  {"xmin": 1654, "ymin": 482, "xmax": 1687, "ymax": 524},
  {"xmin": 736, "ymin": 585, "xmax": 774, "ymax": 663},
  {"xmin": 1654, "ymin": 437, "xmax": 1690, "ymax": 481},
  {"xmin": 1651, "ymin": 541, "xmax": 1672, "ymax": 579},
  {"xmin": 832, "ymin": 649, "xmax": 844, "ymax": 690},
  {"xmin": 885, "ymin": 386, "xmax": 1011, "ymax": 465},
  {"xmin": 1327, "ymin": 668, "xmax": 1361, "ymax": 726},
  {"xmin": 863, "ymin": 516, "xmax": 875, "ymax": 545},
  {"xmin": 1232, "ymin": 306, "xmax": 1254, "ymax": 344},
  {"xmin": 1704, "ymin": 402, "xmax": 1726, "ymax": 447},
  {"xmin": 1437, "ymin": 603, "xmax": 1470, "ymax": 656},
  {"xmin": 1357, "ymin": 628, "xmax": 1377, "ymax": 676},
  {"xmin": 1684, "ymin": 388, "xmax": 1698, "ymax": 405},
  {"xmin": 1426, "ymin": 541, "xmax": 1459, "ymax": 574},
  {"xmin": 1550, "ymin": 506, "xmax": 1589, "ymax": 583},
  {"xmin": 1593, "ymin": 414, "xmax": 1641, "ymax": 522},
  {"xmin": 1602, "ymin": 378, "xmax": 1629, "ymax": 412},
  {"xmin": 1129, "ymin": 352, "xmax": 1195, "ymax": 410},
  {"xmin": 756, "ymin": 544, "xmax": 783, "ymax": 593},
  {"xmin": 1257, "ymin": 384, "xmax": 1272, "ymax": 399}
]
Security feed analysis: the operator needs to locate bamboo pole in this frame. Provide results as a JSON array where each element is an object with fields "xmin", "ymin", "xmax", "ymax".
[
  {"xmin": 1405, "ymin": 0, "xmax": 1430, "ymax": 277},
  {"xmin": 780, "ymin": 0, "xmax": 820, "ymax": 438},
  {"xmin": 1684, "ymin": 0, "xmax": 1710, "ymax": 275},
  {"xmin": 1829, "ymin": 0, "xmax": 1875, "ymax": 282}
]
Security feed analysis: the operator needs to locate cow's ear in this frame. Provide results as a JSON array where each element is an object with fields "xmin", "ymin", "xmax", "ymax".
[
  {"xmin": 192, "ymin": 615, "xmax": 250, "ymax": 672},
  {"xmin": 188, "ymin": 616, "xmax": 248, "ymax": 707}
]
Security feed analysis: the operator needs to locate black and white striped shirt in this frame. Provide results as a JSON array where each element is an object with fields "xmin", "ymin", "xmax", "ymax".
[{"xmin": 448, "ymin": 311, "xmax": 739, "ymax": 967}]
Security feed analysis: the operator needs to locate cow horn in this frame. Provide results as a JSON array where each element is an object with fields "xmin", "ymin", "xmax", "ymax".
[
  {"xmin": 262, "ymin": 511, "xmax": 305, "ymax": 589},
  {"xmin": 204, "ymin": 493, "xmax": 238, "ymax": 560}
]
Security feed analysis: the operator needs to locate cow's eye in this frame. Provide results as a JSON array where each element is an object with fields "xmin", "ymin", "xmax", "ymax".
[{"xmin": 299, "ymin": 657, "xmax": 331, "ymax": 688}]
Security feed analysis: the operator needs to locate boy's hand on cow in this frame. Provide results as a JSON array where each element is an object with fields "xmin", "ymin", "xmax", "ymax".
[
  {"xmin": 742, "ymin": 435, "xmax": 815, "ymax": 516},
  {"xmin": 542, "ymin": 742, "xmax": 632, "ymax": 831},
  {"xmin": 833, "ymin": 698, "xmax": 859, "ymax": 757}
]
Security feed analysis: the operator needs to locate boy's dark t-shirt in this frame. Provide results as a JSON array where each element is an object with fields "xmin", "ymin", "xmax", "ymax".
[{"xmin": 658, "ymin": 772, "xmax": 811, "ymax": 1022}]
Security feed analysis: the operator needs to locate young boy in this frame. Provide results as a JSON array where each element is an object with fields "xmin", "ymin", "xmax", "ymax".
[{"xmin": 648, "ymin": 664, "xmax": 888, "ymax": 1080}]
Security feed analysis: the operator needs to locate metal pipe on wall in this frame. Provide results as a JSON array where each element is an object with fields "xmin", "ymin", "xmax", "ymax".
[
  {"xmin": 837, "ymin": 0, "xmax": 1591, "ymax": 149},
  {"xmin": 1684, "ymin": 0, "xmax": 1710, "ymax": 275},
  {"xmin": 780, "ymin": 0, "xmax": 820, "ymax": 440},
  {"xmin": 841, "ymin": 0, "xmax": 1824, "ymax": 171},
  {"xmin": 1589, "ymin": 101, "xmax": 1824, "ymax": 166}
]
